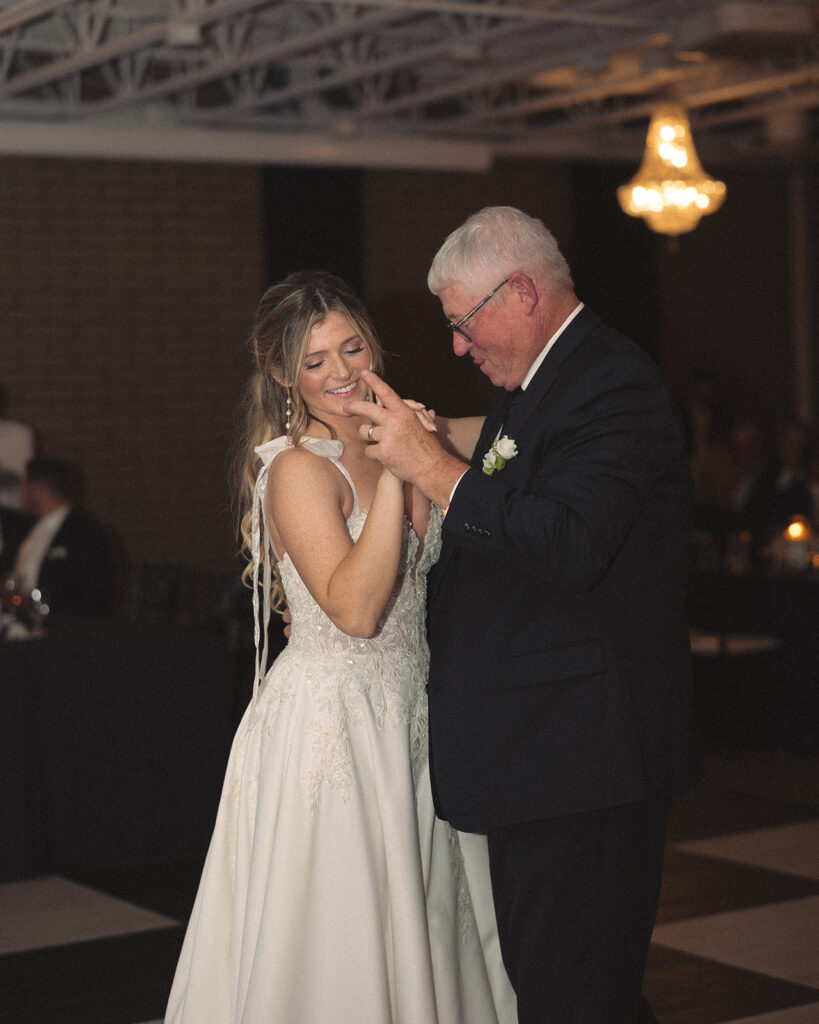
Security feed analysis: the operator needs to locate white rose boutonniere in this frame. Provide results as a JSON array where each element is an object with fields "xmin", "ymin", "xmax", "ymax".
[{"xmin": 482, "ymin": 435, "xmax": 518, "ymax": 476}]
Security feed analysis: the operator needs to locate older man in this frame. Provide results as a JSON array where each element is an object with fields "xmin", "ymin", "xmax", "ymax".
[{"xmin": 348, "ymin": 206, "xmax": 700, "ymax": 1023}]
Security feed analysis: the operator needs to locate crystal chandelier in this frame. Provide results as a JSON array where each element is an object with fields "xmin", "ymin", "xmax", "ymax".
[{"xmin": 617, "ymin": 104, "xmax": 726, "ymax": 236}]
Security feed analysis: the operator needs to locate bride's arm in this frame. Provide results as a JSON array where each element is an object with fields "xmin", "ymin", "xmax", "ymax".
[
  {"xmin": 403, "ymin": 399, "xmax": 484, "ymax": 462},
  {"xmin": 433, "ymin": 415, "xmax": 485, "ymax": 461},
  {"xmin": 266, "ymin": 449, "xmax": 404, "ymax": 638}
]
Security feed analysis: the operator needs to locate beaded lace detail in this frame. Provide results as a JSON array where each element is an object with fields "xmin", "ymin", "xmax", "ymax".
[
  {"xmin": 249, "ymin": 436, "xmax": 440, "ymax": 803},
  {"xmin": 245, "ymin": 435, "xmax": 475, "ymax": 938}
]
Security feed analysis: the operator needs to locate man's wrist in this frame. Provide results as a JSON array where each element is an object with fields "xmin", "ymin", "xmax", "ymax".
[
  {"xmin": 417, "ymin": 451, "xmax": 469, "ymax": 509},
  {"xmin": 446, "ymin": 470, "xmax": 469, "ymax": 510}
]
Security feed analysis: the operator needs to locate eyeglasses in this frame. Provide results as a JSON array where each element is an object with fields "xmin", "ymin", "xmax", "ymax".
[{"xmin": 446, "ymin": 278, "xmax": 509, "ymax": 343}]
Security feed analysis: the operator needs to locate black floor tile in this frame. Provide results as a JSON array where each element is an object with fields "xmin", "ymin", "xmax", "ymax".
[
  {"xmin": 1, "ymin": 927, "xmax": 183, "ymax": 1024},
  {"xmin": 668, "ymin": 780, "xmax": 819, "ymax": 843},
  {"xmin": 65, "ymin": 854, "xmax": 204, "ymax": 921},
  {"xmin": 657, "ymin": 847, "xmax": 819, "ymax": 923},
  {"xmin": 644, "ymin": 944, "xmax": 819, "ymax": 1024}
]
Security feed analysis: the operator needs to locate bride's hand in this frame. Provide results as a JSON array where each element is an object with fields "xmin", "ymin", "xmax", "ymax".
[
  {"xmin": 403, "ymin": 399, "xmax": 437, "ymax": 433},
  {"xmin": 379, "ymin": 463, "xmax": 403, "ymax": 485}
]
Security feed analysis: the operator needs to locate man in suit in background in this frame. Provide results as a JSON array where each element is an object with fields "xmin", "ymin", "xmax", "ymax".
[
  {"xmin": 0, "ymin": 503, "xmax": 32, "ymax": 578},
  {"xmin": 15, "ymin": 457, "xmax": 113, "ymax": 618},
  {"xmin": 0, "ymin": 384, "xmax": 36, "ymax": 510},
  {"xmin": 348, "ymin": 206, "xmax": 700, "ymax": 1023}
]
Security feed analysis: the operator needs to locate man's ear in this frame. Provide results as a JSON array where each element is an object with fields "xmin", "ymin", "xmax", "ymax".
[{"xmin": 508, "ymin": 272, "xmax": 539, "ymax": 315}]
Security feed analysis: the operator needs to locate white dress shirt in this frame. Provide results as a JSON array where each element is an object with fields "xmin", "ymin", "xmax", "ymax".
[{"xmin": 13, "ymin": 505, "xmax": 70, "ymax": 592}]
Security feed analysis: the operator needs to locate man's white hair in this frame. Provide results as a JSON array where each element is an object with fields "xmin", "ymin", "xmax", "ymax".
[{"xmin": 427, "ymin": 206, "xmax": 573, "ymax": 296}]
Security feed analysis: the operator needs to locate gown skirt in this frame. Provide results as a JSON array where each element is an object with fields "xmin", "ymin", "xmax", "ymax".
[{"xmin": 164, "ymin": 435, "xmax": 515, "ymax": 1024}]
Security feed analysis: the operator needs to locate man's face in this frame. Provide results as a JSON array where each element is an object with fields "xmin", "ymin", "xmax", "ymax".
[
  {"xmin": 439, "ymin": 280, "xmax": 532, "ymax": 391},
  {"xmin": 20, "ymin": 478, "xmax": 43, "ymax": 518}
]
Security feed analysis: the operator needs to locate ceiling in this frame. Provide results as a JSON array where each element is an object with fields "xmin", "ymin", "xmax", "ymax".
[{"xmin": 0, "ymin": 0, "xmax": 817, "ymax": 171}]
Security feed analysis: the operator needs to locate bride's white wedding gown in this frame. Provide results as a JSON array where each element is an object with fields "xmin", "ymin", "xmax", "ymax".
[{"xmin": 165, "ymin": 436, "xmax": 516, "ymax": 1024}]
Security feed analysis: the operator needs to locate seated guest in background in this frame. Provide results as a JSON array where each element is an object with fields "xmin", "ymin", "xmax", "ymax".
[
  {"xmin": 679, "ymin": 370, "xmax": 731, "ymax": 487},
  {"xmin": 678, "ymin": 370, "xmax": 734, "ymax": 549},
  {"xmin": 0, "ymin": 503, "xmax": 33, "ymax": 577},
  {"xmin": 809, "ymin": 450, "xmax": 819, "ymax": 534},
  {"xmin": 745, "ymin": 418, "xmax": 817, "ymax": 557},
  {"xmin": 0, "ymin": 384, "xmax": 36, "ymax": 509},
  {"xmin": 14, "ymin": 457, "xmax": 113, "ymax": 617},
  {"xmin": 724, "ymin": 418, "xmax": 770, "ymax": 524}
]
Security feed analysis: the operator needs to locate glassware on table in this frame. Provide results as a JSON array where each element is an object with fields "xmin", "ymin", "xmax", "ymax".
[{"xmin": 1, "ymin": 575, "xmax": 50, "ymax": 638}]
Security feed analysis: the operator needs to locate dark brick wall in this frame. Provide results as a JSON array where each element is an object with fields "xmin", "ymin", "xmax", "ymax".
[
  {"xmin": 0, "ymin": 156, "xmax": 265, "ymax": 616},
  {"xmin": 1, "ymin": 154, "xmax": 814, "ymax": 621}
]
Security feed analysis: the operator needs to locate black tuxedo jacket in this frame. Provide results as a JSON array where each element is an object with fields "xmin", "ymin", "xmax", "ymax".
[
  {"xmin": 0, "ymin": 506, "xmax": 33, "ymax": 577},
  {"xmin": 36, "ymin": 509, "xmax": 114, "ymax": 617},
  {"xmin": 427, "ymin": 307, "xmax": 700, "ymax": 832}
]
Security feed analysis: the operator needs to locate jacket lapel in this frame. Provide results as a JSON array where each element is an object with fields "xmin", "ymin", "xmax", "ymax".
[
  {"xmin": 430, "ymin": 389, "xmax": 512, "ymax": 597},
  {"xmin": 432, "ymin": 308, "xmax": 602, "ymax": 599},
  {"xmin": 505, "ymin": 306, "xmax": 601, "ymax": 437},
  {"xmin": 471, "ymin": 388, "xmax": 514, "ymax": 467}
]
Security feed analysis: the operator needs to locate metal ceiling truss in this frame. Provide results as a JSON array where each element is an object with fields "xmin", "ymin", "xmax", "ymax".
[{"xmin": 0, "ymin": 0, "xmax": 816, "ymax": 165}]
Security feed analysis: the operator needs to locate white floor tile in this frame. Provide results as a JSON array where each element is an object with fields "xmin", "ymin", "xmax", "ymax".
[
  {"xmin": 0, "ymin": 875, "xmax": 179, "ymax": 955},
  {"xmin": 652, "ymin": 895, "xmax": 819, "ymax": 989},
  {"xmin": 722, "ymin": 1004, "xmax": 819, "ymax": 1024},
  {"xmin": 673, "ymin": 819, "xmax": 819, "ymax": 880}
]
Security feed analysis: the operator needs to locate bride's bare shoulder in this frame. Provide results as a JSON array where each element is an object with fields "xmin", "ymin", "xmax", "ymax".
[{"xmin": 267, "ymin": 444, "xmax": 345, "ymax": 501}]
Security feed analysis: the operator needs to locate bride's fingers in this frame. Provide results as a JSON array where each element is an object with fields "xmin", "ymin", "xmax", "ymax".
[{"xmin": 403, "ymin": 398, "xmax": 437, "ymax": 432}]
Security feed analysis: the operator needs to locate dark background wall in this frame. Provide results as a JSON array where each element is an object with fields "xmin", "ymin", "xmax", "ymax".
[
  {"xmin": 362, "ymin": 160, "xmax": 575, "ymax": 417},
  {"xmin": 568, "ymin": 159, "xmax": 816, "ymax": 424},
  {"xmin": 0, "ymin": 157, "xmax": 265, "ymax": 617},
  {"xmin": 1, "ymin": 153, "xmax": 815, "ymax": 617}
]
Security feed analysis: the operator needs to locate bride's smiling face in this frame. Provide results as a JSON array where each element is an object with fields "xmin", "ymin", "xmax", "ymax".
[{"xmin": 298, "ymin": 312, "xmax": 372, "ymax": 424}]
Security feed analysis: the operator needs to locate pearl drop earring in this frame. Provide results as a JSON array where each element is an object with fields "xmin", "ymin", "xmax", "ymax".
[{"xmin": 285, "ymin": 389, "xmax": 292, "ymax": 433}]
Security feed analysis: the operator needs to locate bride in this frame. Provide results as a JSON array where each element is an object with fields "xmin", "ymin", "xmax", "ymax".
[{"xmin": 164, "ymin": 271, "xmax": 514, "ymax": 1023}]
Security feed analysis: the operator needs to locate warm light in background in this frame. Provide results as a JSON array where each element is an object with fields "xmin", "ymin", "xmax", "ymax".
[
  {"xmin": 617, "ymin": 103, "xmax": 726, "ymax": 236},
  {"xmin": 786, "ymin": 518, "xmax": 809, "ymax": 541}
]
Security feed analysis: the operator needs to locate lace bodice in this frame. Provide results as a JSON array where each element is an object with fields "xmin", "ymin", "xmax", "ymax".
[
  {"xmin": 280, "ymin": 504, "xmax": 440, "ymax": 661},
  {"xmin": 249, "ymin": 435, "xmax": 443, "ymax": 804}
]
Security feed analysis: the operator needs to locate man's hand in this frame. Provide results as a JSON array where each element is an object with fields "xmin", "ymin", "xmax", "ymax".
[{"xmin": 346, "ymin": 370, "xmax": 467, "ymax": 506}]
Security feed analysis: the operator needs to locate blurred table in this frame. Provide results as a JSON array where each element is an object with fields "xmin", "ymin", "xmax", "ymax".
[
  {"xmin": 688, "ymin": 567, "xmax": 819, "ymax": 751},
  {"xmin": 0, "ymin": 618, "xmax": 233, "ymax": 881}
]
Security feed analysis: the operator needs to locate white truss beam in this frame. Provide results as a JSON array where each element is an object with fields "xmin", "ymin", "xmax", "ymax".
[{"xmin": 0, "ymin": 0, "xmax": 814, "ymax": 166}]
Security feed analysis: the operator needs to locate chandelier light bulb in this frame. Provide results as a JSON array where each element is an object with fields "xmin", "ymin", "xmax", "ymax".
[{"xmin": 617, "ymin": 103, "xmax": 726, "ymax": 236}]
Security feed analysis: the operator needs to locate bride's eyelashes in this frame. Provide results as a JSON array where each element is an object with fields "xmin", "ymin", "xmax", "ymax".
[{"xmin": 305, "ymin": 345, "xmax": 365, "ymax": 371}]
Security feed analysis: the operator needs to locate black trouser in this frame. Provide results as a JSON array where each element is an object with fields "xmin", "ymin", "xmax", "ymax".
[{"xmin": 487, "ymin": 795, "xmax": 670, "ymax": 1024}]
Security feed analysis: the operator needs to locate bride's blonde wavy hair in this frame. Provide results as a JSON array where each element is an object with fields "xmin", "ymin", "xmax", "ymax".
[{"xmin": 233, "ymin": 271, "xmax": 384, "ymax": 608}]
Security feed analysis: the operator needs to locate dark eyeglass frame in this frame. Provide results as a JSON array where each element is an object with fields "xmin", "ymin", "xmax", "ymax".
[{"xmin": 446, "ymin": 277, "xmax": 509, "ymax": 342}]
